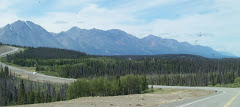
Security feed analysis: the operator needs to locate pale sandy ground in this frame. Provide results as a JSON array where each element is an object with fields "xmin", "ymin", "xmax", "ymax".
[
  {"xmin": 11, "ymin": 89, "xmax": 213, "ymax": 107},
  {"xmin": 0, "ymin": 46, "xmax": 14, "ymax": 55}
]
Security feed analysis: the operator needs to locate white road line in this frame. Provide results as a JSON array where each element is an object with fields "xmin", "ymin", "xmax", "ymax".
[{"xmin": 177, "ymin": 91, "xmax": 226, "ymax": 107}]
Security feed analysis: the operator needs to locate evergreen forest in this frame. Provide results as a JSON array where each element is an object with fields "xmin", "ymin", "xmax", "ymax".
[
  {"xmin": 0, "ymin": 65, "xmax": 68, "ymax": 106},
  {"xmin": 4, "ymin": 47, "xmax": 240, "ymax": 87}
]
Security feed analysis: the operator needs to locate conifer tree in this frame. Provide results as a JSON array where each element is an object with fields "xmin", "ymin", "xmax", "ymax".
[{"xmin": 18, "ymin": 79, "xmax": 26, "ymax": 105}]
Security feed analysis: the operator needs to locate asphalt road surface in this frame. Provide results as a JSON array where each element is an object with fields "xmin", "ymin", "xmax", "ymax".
[
  {"xmin": 154, "ymin": 85, "xmax": 240, "ymax": 107},
  {"xmin": 1, "ymin": 46, "xmax": 240, "ymax": 106},
  {"xmin": 0, "ymin": 46, "xmax": 76, "ymax": 84}
]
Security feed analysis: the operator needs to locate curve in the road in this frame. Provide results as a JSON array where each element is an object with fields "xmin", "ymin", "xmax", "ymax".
[
  {"xmin": 2, "ymin": 46, "xmax": 240, "ymax": 106},
  {"xmin": 155, "ymin": 85, "xmax": 240, "ymax": 107},
  {"xmin": 0, "ymin": 46, "xmax": 76, "ymax": 84},
  {"xmin": 177, "ymin": 91, "xmax": 225, "ymax": 107},
  {"xmin": 0, "ymin": 46, "xmax": 19, "ymax": 56}
]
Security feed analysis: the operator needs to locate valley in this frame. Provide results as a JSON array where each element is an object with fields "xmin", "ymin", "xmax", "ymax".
[
  {"xmin": 1, "ymin": 1, "xmax": 239, "ymax": 107},
  {"xmin": 1, "ymin": 45, "xmax": 240, "ymax": 107}
]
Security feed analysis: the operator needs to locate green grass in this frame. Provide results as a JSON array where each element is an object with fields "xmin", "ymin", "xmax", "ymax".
[
  {"xmin": 0, "ymin": 57, "xmax": 16, "ymax": 66},
  {"xmin": 214, "ymin": 83, "xmax": 240, "ymax": 88},
  {"xmin": 208, "ymin": 77, "xmax": 240, "ymax": 88},
  {"xmin": 0, "ymin": 57, "xmax": 19, "ymax": 67},
  {"xmin": 0, "ymin": 57, "xmax": 7, "ymax": 63},
  {"xmin": 37, "ymin": 70, "xmax": 60, "ymax": 77},
  {"xmin": 142, "ymin": 88, "xmax": 176, "ymax": 94},
  {"xmin": 1, "ymin": 55, "xmax": 59, "ymax": 77}
]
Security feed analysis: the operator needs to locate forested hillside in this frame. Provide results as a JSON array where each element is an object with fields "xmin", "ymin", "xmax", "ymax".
[
  {"xmin": 7, "ymin": 47, "xmax": 86, "ymax": 59},
  {"xmin": 0, "ymin": 65, "xmax": 68, "ymax": 106},
  {"xmin": 67, "ymin": 75, "xmax": 148, "ymax": 100},
  {"xmin": 4, "ymin": 47, "xmax": 240, "ymax": 87},
  {"xmin": 0, "ymin": 64, "xmax": 148, "ymax": 106}
]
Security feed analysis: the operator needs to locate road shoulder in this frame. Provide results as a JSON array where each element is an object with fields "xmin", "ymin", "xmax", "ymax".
[{"xmin": 9, "ymin": 89, "xmax": 213, "ymax": 107}]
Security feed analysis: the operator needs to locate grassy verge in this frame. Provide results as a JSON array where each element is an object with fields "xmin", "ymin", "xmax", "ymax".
[
  {"xmin": 213, "ymin": 83, "xmax": 240, "ymax": 88},
  {"xmin": 0, "ymin": 57, "xmax": 12, "ymax": 65},
  {"xmin": 142, "ymin": 88, "xmax": 176, "ymax": 94},
  {"xmin": 208, "ymin": 77, "xmax": 240, "ymax": 88},
  {"xmin": 1, "ymin": 56, "xmax": 59, "ymax": 77},
  {"xmin": 0, "ymin": 57, "xmax": 36, "ymax": 72},
  {"xmin": 37, "ymin": 70, "xmax": 60, "ymax": 77}
]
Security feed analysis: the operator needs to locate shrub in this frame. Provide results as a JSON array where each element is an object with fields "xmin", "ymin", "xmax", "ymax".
[
  {"xmin": 234, "ymin": 77, "xmax": 240, "ymax": 84},
  {"xmin": 67, "ymin": 75, "xmax": 148, "ymax": 100}
]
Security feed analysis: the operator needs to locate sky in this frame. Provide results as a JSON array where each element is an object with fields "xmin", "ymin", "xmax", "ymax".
[{"xmin": 0, "ymin": 0, "xmax": 239, "ymax": 56}]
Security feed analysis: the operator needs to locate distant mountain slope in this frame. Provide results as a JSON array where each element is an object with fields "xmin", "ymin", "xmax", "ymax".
[
  {"xmin": 0, "ymin": 20, "xmax": 63, "ymax": 48},
  {"xmin": 0, "ymin": 20, "xmax": 233, "ymax": 58},
  {"xmin": 56, "ymin": 29, "xmax": 224, "ymax": 58},
  {"xmin": 56, "ymin": 28, "xmax": 144, "ymax": 55},
  {"xmin": 140, "ymin": 35, "xmax": 224, "ymax": 58}
]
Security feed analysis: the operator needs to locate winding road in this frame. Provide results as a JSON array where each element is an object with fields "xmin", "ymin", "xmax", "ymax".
[
  {"xmin": 0, "ymin": 46, "xmax": 76, "ymax": 84},
  {"xmin": 155, "ymin": 85, "xmax": 240, "ymax": 107},
  {"xmin": 1, "ymin": 46, "xmax": 240, "ymax": 106}
]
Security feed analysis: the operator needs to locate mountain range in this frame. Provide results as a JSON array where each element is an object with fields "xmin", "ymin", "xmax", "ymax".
[{"xmin": 0, "ymin": 20, "xmax": 234, "ymax": 58}]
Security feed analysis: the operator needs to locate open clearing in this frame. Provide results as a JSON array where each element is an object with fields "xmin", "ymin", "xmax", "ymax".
[{"xmin": 11, "ymin": 89, "xmax": 213, "ymax": 107}]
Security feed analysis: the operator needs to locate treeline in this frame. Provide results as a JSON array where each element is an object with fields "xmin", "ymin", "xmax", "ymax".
[
  {"xmin": 8, "ymin": 56, "xmax": 240, "ymax": 79},
  {"xmin": 114, "ymin": 54, "xmax": 205, "ymax": 60},
  {"xmin": 0, "ymin": 42, "xmax": 2, "ymax": 46},
  {"xmin": 4, "ymin": 47, "xmax": 240, "ymax": 86},
  {"xmin": 67, "ymin": 75, "xmax": 148, "ymax": 100},
  {"xmin": 148, "ymin": 71, "xmax": 239, "ymax": 86},
  {"xmin": 0, "ymin": 43, "xmax": 29, "ymax": 48},
  {"xmin": 0, "ymin": 65, "xmax": 149, "ymax": 106},
  {"xmin": 6, "ymin": 47, "xmax": 86, "ymax": 60},
  {"xmin": 0, "ymin": 65, "xmax": 68, "ymax": 106},
  {"xmin": 6, "ymin": 53, "xmax": 240, "ymax": 76}
]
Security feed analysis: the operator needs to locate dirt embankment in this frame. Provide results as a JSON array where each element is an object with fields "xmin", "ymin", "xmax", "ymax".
[
  {"xmin": 11, "ymin": 89, "xmax": 213, "ymax": 107},
  {"xmin": 0, "ymin": 46, "xmax": 15, "ymax": 55}
]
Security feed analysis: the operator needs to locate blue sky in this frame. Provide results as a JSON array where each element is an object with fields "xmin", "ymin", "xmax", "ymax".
[{"xmin": 0, "ymin": 0, "xmax": 239, "ymax": 56}]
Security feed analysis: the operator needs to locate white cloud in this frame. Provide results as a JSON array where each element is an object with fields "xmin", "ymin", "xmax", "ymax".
[
  {"xmin": 116, "ymin": 0, "xmax": 180, "ymax": 12},
  {"xmin": 29, "ymin": 3, "xmax": 139, "ymax": 32},
  {"xmin": 0, "ymin": 0, "xmax": 10, "ymax": 10},
  {"xmin": 0, "ymin": 11, "xmax": 19, "ymax": 28},
  {"xmin": 0, "ymin": 0, "xmax": 16, "ymax": 10},
  {"xmin": 53, "ymin": 0, "xmax": 99, "ymax": 10},
  {"xmin": 143, "ymin": 13, "xmax": 240, "ymax": 55},
  {"xmin": 0, "ymin": 0, "xmax": 239, "ymax": 56}
]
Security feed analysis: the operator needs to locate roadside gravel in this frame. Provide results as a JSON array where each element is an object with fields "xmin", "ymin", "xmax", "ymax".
[{"xmin": 11, "ymin": 89, "xmax": 213, "ymax": 107}]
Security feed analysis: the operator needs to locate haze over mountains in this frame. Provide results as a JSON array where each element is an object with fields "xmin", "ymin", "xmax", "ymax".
[{"xmin": 0, "ymin": 20, "xmax": 234, "ymax": 58}]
